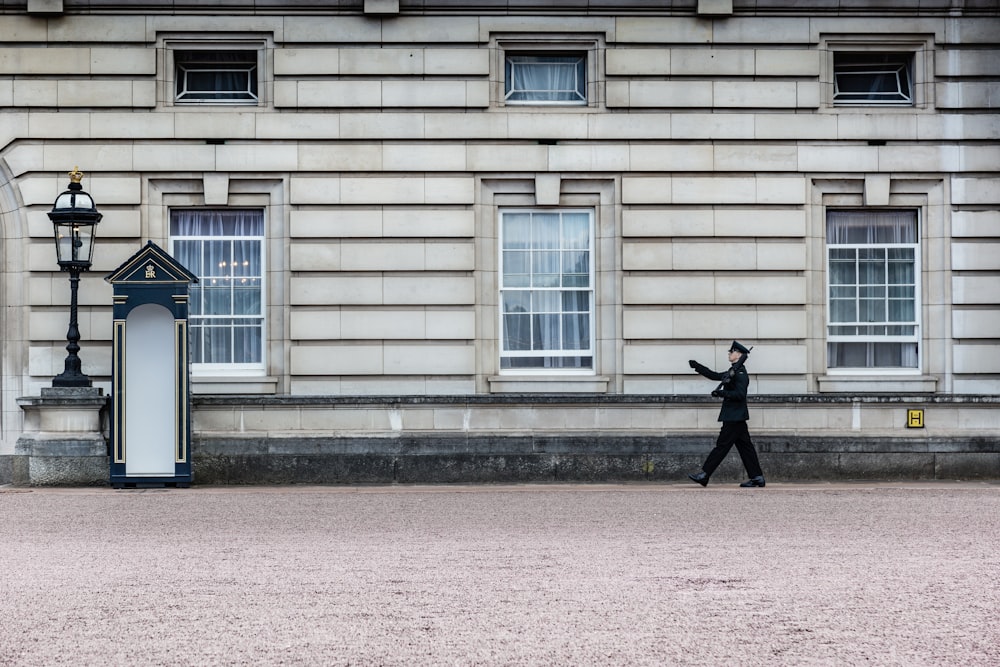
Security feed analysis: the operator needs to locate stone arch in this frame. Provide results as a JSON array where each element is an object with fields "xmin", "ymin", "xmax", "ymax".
[{"xmin": 0, "ymin": 154, "xmax": 31, "ymax": 454}]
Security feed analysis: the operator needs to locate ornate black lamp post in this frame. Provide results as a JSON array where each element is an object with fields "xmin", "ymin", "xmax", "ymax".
[{"xmin": 49, "ymin": 167, "xmax": 102, "ymax": 388}]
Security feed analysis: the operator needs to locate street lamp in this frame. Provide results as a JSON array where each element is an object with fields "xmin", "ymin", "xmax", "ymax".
[{"xmin": 49, "ymin": 167, "xmax": 102, "ymax": 388}]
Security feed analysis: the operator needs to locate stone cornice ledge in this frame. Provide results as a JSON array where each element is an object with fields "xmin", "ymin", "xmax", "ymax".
[{"xmin": 193, "ymin": 393, "xmax": 1000, "ymax": 407}]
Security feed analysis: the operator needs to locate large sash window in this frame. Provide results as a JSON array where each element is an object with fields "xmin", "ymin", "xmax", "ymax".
[
  {"xmin": 827, "ymin": 210, "xmax": 919, "ymax": 370},
  {"xmin": 500, "ymin": 210, "xmax": 594, "ymax": 371},
  {"xmin": 170, "ymin": 209, "xmax": 265, "ymax": 372}
]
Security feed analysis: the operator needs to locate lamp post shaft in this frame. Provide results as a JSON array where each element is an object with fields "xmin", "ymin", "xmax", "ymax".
[{"xmin": 52, "ymin": 268, "xmax": 91, "ymax": 388}]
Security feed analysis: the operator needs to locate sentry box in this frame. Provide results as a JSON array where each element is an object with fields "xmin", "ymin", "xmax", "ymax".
[{"xmin": 106, "ymin": 242, "xmax": 198, "ymax": 488}]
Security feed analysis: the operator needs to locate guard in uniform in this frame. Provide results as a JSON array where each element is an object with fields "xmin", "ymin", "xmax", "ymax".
[{"xmin": 686, "ymin": 341, "xmax": 766, "ymax": 488}]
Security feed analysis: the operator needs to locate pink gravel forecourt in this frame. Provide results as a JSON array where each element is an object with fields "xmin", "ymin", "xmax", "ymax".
[{"xmin": 1, "ymin": 482, "xmax": 998, "ymax": 666}]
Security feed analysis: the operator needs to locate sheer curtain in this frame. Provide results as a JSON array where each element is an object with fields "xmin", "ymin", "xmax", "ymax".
[
  {"xmin": 827, "ymin": 210, "xmax": 917, "ymax": 244},
  {"xmin": 171, "ymin": 210, "xmax": 264, "ymax": 366}
]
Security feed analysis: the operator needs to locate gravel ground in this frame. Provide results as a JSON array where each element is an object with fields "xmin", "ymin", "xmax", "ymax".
[{"xmin": 1, "ymin": 482, "xmax": 998, "ymax": 666}]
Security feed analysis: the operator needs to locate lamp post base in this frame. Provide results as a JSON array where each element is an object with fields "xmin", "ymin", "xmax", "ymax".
[
  {"xmin": 52, "ymin": 372, "xmax": 92, "ymax": 388},
  {"xmin": 13, "ymin": 387, "xmax": 107, "ymax": 486}
]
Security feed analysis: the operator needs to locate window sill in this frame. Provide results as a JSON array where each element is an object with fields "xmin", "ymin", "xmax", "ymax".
[
  {"xmin": 817, "ymin": 375, "xmax": 938, "ymax": 394},
  {"xmin": 488, "ymin": 375, "xmax": 609, "ymax": 394},
  {"xmin": 192, "ymin": 376, "xmax": 277, "ymax": 395}
]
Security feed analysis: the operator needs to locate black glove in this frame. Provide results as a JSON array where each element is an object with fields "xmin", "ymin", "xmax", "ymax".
[
  {"xmin": 711, "ymin": 390, "xmax": 722, "ymax": 398},
  {"xmin": 688, "ymin": 360, "xmax": 698, "ymax": 369}
]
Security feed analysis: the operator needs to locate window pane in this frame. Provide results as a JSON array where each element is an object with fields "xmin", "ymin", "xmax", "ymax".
[
  {"xmin": 829, "ymin": 258, "xmax": 857, "ymax": 286},
  {"xmin": 532, "ymin": 314, "xmax": 560, "ymax": 349},
  {"xmin": 829, "ymin": 342, "xmax": 918, "ymax": 369},
  {"xmin": 888, "ymin": 255, "xmax": 915, "ymax": 284},
  {"xmin": 201, "ymin": 240, "xmax": 226, "ymax": 276},
  {"xmin": 503, "ymin": 314, "xmax": 531, "ymax": 351},
  {"xmin": 859, "ymin": 298, "xmax": 885, "ymax": 323},
  {"xmin": 562, "ymin": 291, "xmax": 590, "ymax": 312},
  {"xmin": 233, "ymin": 285, "xmax": 261, "ymax": 315},
  {"xmin": 234, "ymin": 322, "xmax": 263, "ymax": 364},
  {"xmin": 830, "ymin": 299, "xmax": 856, "ymax": 323},
  {"xmin": 532, "ymin": 214, "xmax": 560, "ymax": 249},
  {"xmin": 562, "ymin": 250, "xmax": 590, "ymax": 287},
  {"xmin": 232, "ymin": 240, "xmax": 261, "ymax": 276},
  {"xmin": 203, "ymin": 323, "xmax": 233, "ymax": 364},
  {"xmin": 502, "ymin": 292, "xmax": 530, "ymax": 314},
  {"xmin": 203, "ymin": 285, "xmax": 232, "ymax": 316},
  {"xmin": 561, "ymin": 313, "xmax": 590, "ymax": 350},
  {"xmin": 173, "ymin": 240, "xmax": 202, "ymax": 275},
  {"xmin": 888, "ymin": 298, "xmax": 915, "ymax": 322},
  {"xmin": 531, "ymin": 251, "xmax": 560, "ymax": 287},
  {"xmin": 502, "ymin": 213, "xmax": 531, "ymax": 250},
  {"xmin": 502, "ymin": 251, "xmax": 530, "ymax": 287},
  {"xmin": 828, "ymin": 210, "xmax": 917, "ymax": 243},
  {"xmin": 563, "ymin": 213, "xmax": 590, "ymax": 249},
  {"xmin": 532, "ymin": 291, "xmax": 560, "ymax": 313}
]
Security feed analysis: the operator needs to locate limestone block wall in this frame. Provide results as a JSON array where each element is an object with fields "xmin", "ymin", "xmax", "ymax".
[{"xmin": 1, "ymin": 3, "xmax": 998, "ymax": 457}]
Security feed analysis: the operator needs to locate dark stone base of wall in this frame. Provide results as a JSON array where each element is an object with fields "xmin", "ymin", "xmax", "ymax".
[
  {"xmin": 189, "ymin": 435, "xmax": 1000, "ymax": 485},
  {"xmin": 4, "ymin": 435, "xmax": 998, "ymax": 486}
]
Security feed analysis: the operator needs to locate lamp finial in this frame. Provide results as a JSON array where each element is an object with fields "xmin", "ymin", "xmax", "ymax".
[{"xmin": 68, "ymin": 167, "xmax": 84, "ymax": 184}]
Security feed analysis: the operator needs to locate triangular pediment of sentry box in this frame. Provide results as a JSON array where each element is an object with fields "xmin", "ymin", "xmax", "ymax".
[{"xmin": 105, "ymin": 241, "xmax": 199, "ymax": 285}]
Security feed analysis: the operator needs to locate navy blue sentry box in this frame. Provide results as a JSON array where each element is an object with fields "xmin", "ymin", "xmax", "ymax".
[{"xmin": 106, "ymin": 242, "xmax": 198, "ymax": 488}]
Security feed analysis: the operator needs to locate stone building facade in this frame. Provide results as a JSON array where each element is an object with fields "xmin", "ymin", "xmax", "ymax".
[{"xmin": 1, "ymin": 0, "xmax": 998, "ymax": 483}]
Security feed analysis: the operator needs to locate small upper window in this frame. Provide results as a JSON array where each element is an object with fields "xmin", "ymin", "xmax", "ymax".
[
  {"xmin": 504, "ymin": 54, "xmax": 586, "ymax": 105},
  {"xmin": 833, "ymin": 53, "xmax": 913, "ymax": 106},
  {"xmin": 175, "ymin": 51, "xmax": 258, "ymax": 104}
]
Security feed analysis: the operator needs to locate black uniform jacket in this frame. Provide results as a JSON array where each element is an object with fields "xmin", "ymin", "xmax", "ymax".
[{"xmin": 692, "ymin": 362, "xmax": 750, "ymax": 422}]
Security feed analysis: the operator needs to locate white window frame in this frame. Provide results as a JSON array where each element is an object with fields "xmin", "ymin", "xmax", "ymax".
[
  {"xmin": 161, "ymin": 38, "xmax": 268, "ymax": 108},
  {"xmin": 174, "ymin": 50, "xmax": 258, "ymax": 104},
  {"xmin": 825, "ymin": 209, "xmax": 921, "ymax": 374},
  {"xmin": 821, "ymin": 34, "xmax": 933, "ymax": 112},
  {"xmin": 498, "ymin": 209, "xmax": 596, "ymax": 374},
  {"xmin": 169, "ymin": 209, "xmax": 267, "ymax": 376},
  {"xmin": 492, "ymin": 35, "xmax": 603, "ymax": 110},
  {"xmin": 833, "ymin": 53, "xmax": 913, "ymax": 106}
]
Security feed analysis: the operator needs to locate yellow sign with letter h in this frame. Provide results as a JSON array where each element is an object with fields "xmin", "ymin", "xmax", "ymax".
[{"xmin": 907, "ymin": 409, "xmax": 924, "ymax": 428}]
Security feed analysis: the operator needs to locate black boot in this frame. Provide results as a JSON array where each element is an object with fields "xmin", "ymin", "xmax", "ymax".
[
  {"xmin": 687, "ymin": 470, "xmax": 709, "ymax": 487},
  {"xmin": 739, "ymin": 475, "xmax": 766, "ymax": 488}
]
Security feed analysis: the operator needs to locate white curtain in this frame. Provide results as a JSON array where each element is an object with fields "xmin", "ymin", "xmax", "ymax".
[
  {"xmin": 171, "ymin": 210, "xmax": 263, "ymax": 365},
  {"xmin": 827, "ymin": 210, "xmax": 917, "ymax": 244},
  {"xmin": 828, "ymin": 343, "xmax": 918, "ymax": 369}
]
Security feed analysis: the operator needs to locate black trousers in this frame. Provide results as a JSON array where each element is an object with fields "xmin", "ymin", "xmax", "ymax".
[{"xmin": 702, "ymin": 420, "xmax": 763, "ymax": 478}]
